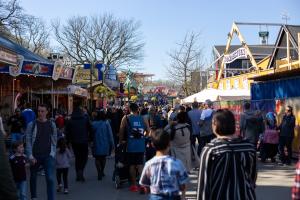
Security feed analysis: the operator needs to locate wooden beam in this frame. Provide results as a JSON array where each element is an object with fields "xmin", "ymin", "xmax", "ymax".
[
  {"xmin": 298, "ymin": 33, "xmax": 300, "ymax": 62},
  {"xmin": 287, "ymin": 30, "xmax": 291, "ymax": 70}
]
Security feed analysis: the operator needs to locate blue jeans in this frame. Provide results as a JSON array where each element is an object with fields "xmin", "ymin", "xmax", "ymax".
[
  {"xmin": 149, "ymin": 194, "xmax": 181, "ymax": 200},
  {"xmin": 30, "ymin": 156, "xmax": 55, "ymax": 200},
  {"xmin": 16, "ymin": 181, "xmax": 27, "ymax": 200}
]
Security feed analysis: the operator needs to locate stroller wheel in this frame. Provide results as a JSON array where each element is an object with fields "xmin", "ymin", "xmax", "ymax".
[{"xmin": 115, "ymin": 175, "xmax": 121, "ymax": 189}]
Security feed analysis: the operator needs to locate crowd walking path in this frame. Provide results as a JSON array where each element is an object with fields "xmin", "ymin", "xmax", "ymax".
[{"xmin": 31, "ymin": 156, "xmax": 295, "ymax": 200}]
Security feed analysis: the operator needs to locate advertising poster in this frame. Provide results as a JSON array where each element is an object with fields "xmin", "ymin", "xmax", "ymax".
[{"xmin": 21, "ymin": 61, "xmax": 54, "ymax": 77}]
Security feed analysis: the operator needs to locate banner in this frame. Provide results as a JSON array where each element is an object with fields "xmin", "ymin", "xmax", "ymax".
[
  {"xmin": 224, "ymin": 48, "xmax": 247, "ymax": 64},
  {"xmin": 72, "ymin": 65, "xmax": 99, "ymax": 84},
  {"xmin": 21, "ymin": 61, "xmax": 53, "ymax": 77},
  {"xmin": 9, "ymin": 55, "xmax": 24, "ymax": 77},
  {"xmin": 0, "ymin": 48, "xmax": 18, "ymax": 65},
  {"xmin": 52, "ymin": 60, "xmax": 64, "ymax": 80},
  {"xmin": 59, "ymin": 67, "xmax": 74, "ymax": 80}
]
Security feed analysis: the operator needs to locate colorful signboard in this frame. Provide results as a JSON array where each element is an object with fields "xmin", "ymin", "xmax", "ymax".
[
  {"xmin": 73, "ymin": 65, "xmax": 99, "ymax": 84},
  {"xmin": 59, "ymin": 67, "xmax": 74, "ymax": 80},
  {"xmin": 67, "ymin": 85, "xmax": 88, "ymax": 97},
  {"xmin": 0, "ymin": 48, "xmax": 18, "ymax": 65},
  {"xmin": 9, "ymin": 55, "xmax": 24, "ymax": 77},
  {"xmin": 52, "ymin": 60, "xmax": 64, "ymax": 80},
  {"xmin": 21, "ymin": 61, "xmax": 53, "ymax": 77}
]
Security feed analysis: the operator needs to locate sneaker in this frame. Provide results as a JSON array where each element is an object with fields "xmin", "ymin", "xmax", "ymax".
[
  {"xmin": 57, "ymin": 184, "xmax": 63, "ymax": 192},
  {"xmin": 129, "ymin": 185, "xmax": 139, "ymax": 192},
  {"xmin": 64, "ymin": 189, "xmax": 69, "ymax": 194}
]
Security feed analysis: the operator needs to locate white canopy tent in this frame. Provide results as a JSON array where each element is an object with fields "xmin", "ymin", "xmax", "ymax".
[{"xmin": 181, "ymin": 88, "xmax": 250, "ymax": 104}]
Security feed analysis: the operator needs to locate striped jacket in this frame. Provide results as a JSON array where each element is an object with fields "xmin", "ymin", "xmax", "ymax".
[
  {"xmin": 292, "ymin": 162, "xmax": 300, "ymax": 200},
  {"xmin": 197, "ymin": 137, "xmax": 257, "ymax": 200}
]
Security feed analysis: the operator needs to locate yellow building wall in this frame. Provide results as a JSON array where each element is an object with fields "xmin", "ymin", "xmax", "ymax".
[{"xmin": 209, "ymin": 72, "xmax": 255, "ymax": 90}]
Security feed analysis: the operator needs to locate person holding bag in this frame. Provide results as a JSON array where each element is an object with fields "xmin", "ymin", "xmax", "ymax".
[{"xmin": 164, "ymin": 111, "xmax": 192, "ymax": 172}]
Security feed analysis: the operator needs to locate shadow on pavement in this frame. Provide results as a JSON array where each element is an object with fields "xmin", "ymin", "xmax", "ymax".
[{"xmin": 256, "ymin": 185, "xmax": 292, "ymax": 200}]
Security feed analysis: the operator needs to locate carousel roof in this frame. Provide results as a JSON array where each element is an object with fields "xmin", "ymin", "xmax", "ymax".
[{"xmin": 0, "ymin": 34, "xmax": 53, "ymax": 64}]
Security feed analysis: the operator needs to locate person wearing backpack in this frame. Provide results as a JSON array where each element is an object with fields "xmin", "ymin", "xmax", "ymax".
[
  {"xmin": 240, "ymin": 102, "xmax": 264, "ymax": 145},
  {"xmin": 25, "ymin": 104, "xmax": 57, "ymax": 200},
  {"xmin": 164, "ymin": 111, "xmax": 192, "ymax": 172},
  {"xmin": 199, "ymin": 99, "xmax": 215, "ymax": 153},
  {"xmin": 119, "ymin": 103, "xmax": 150, "ymax": 193}
]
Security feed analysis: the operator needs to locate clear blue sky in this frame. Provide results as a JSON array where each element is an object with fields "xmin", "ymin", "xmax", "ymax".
[{"xmin": 21, "ymin": 0, "xmax": 300, "ymax": 79}]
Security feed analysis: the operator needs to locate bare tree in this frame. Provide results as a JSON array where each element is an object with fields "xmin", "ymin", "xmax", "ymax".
[
  {"xmin": 166, "ymin": 32, "xmax": 204, "ymax": 96},
  {"xmin": 52, "ymin": 14, "xmax": 144, "ymax": 69},
  {"xmin": 10, "ymin": 15, "xmax": 50, "ymax": 56},
  {"xmin": 0, "ymin": 0, "xmax": 22, "ymax": 25},
  {"xmin": 0, "ymin": 0, "xmax": 22, "ymax": 32}
]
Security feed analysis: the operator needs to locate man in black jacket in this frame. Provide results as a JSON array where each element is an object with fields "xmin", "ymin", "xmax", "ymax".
[
  {"xmin": 65, "ymin": 106, "xmax": 91, "ymax": 182},
  {"xmin": 279, "ymin": 106, "xmax": 296, "ymax": 165}
]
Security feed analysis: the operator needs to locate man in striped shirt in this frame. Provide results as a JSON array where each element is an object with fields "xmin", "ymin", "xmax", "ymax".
[{"xmin": 197, "ymin": 109, "xmax": 257, "ymax": 200}]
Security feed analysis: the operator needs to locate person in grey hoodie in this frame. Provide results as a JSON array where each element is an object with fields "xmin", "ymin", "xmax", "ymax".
[
  {"xmin": 26, "ymin": 104, "xmax": 57, "ymax": 200},
  {"xmin": 240, "ymin": 102, "xmax": 264, "ymax": 145}
]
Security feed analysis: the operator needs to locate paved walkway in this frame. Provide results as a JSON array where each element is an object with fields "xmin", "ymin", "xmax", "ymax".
[{"xmin": 30, "ymin": 156, "xmax": 295, "ymax": 200}]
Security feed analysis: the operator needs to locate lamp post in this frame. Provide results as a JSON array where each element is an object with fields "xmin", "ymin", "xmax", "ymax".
[
  {"xmin": 100, "ymin": 64, "xmax": 105, "ymax": 108},
  {"xmin": 89, "ymin": 61, "xmax": 94, "ymax": 112},
  {"xmin": 89, "ymin": 62, "xmax": 106, "ymax": 111}
]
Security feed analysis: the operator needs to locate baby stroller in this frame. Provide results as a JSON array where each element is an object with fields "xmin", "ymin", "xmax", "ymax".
[{"xmin": 113, "ymin": 143, "xmax": 129, "ymax": 189}]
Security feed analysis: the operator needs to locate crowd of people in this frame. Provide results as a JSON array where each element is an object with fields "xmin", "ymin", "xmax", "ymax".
[{"xmin": 0, "ymin": 100, "xmax": 299, "ymax": 200}]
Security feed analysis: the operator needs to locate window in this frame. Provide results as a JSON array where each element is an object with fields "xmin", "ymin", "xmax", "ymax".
[{"xmin": 242, "ymin": 60, "xmax": 249, "ymax": 69}]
